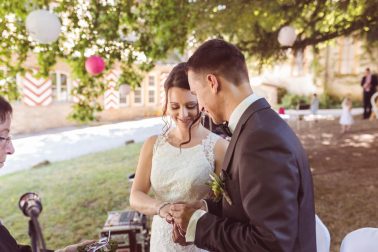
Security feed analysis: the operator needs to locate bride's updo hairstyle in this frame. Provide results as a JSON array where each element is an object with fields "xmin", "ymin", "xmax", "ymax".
[{"xmin": 162, "ymin": 62, "xmax": 201, "ymax": 147}]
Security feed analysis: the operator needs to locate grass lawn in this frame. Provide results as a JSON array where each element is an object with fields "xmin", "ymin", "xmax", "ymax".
[
  {"xmin": 0, "ymin": 143, "xmax": 142, "ymax": 250},
  {"xmin": 1, "ymin": 118, "xmax": 377, "ymax": 252}
]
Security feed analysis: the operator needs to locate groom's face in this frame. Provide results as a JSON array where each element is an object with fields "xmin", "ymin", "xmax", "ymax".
[{"xmin": 188, "ymin": 70, "xmax": 223, "ymax": 124}]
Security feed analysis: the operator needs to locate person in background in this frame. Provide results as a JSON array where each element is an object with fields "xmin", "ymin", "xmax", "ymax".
[
  {"xmin": 0, "ymin": 95, "xmax": 93, "ymax": 252},
  {"xmin": 310, "ymin": 93, "xmax": 319, "ymax": 116},
  {"xmin": 339, "ymin": 95, "xmax": 354, "ymax": 134},
  {"xmin": 361, "ymin": 68, "xmax": 378, "ymax": 119}
]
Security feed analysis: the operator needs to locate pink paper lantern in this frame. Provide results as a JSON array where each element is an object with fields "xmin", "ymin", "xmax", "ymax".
[
  {"xmin": 85, "ymin": 55, "xmax": 105, "ymax": 76},
  {"xmin": 278, "ymin": 107, "xmax": 285, "ymax": 115}
]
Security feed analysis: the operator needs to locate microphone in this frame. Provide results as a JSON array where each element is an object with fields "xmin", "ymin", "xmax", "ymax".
[
  {"xmin": 19, "ymin": 192, "xmax": 47, "ymax": 252},
  {"xmin": 19, "ymin": 192, "xmax": 43, "ymax": 218}
]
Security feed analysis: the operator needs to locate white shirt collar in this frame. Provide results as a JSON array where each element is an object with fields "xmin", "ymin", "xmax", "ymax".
[{"xmin": 228, "ymin": 93, "xmax": 261, "ymax": 133}]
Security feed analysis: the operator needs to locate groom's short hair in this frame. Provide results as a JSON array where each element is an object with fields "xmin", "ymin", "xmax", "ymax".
[{"xmin": 187, "ymin": 39, "xmax": 249, "ymax": 86}]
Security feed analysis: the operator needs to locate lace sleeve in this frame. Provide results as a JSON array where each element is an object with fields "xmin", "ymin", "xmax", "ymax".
[{"xmin": 202, "ymin": 133, "xmax": 221, "ymax": 171}]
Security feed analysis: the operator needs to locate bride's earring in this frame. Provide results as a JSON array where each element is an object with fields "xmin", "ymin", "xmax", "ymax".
[
  {"xmin": 200, "ymin": 111, "xmax": 206, "ymax": 125},
  {"xmin": 161, "ymin": 115, "xmax": 172, "ymax": 136}
]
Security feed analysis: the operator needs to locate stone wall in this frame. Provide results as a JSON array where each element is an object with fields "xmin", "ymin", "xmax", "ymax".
[
  {"xmin": 11, "ymin": 102, "xmax": 74, "ymax": 135},
  {"xmin": 11, "ymin": 101, "xmax": 162, "ymax": 135}
]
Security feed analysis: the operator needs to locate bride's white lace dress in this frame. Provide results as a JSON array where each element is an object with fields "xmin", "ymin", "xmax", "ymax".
[{"xmin": 149, "ymin": 132, "xmax": 220, "ymax": 252}]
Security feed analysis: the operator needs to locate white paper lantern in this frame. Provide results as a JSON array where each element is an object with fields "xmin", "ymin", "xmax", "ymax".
[
  {"xmin": 119, "ymin": 84, "xmax": 131, "ymax": 96},
  {"xmin": 278, "ymin": 26, "xmax": 297, "ymax": 47},
  {"xmin": 26, "ymin": 10, "xmax": 61, "ymax": 44},
  {"xmin": 119, "ymin": 26, "xmax": 138, "ymax": 42}
]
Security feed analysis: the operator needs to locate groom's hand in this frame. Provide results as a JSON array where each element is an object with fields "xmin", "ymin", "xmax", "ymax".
[
  {"xmin": 169, "ymin": 203, "xmax": 197, "ymax": 232},
  {"xmin": 172, "ymin": 223, "xmax": 192, "ymax": 246}
]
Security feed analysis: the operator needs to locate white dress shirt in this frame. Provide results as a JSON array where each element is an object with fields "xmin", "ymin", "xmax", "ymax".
[{"xmin": 185, "ymin": 93, "xmax": 261, "ymax": 242}]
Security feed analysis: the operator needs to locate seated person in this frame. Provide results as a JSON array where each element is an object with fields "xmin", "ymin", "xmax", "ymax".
[{"xmin": 0, "ymin": 96, "xmax": 93, "ymax": 252}]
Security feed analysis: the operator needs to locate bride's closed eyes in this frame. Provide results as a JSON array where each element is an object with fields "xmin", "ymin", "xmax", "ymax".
[{"xmin": 170, "ymin": 102, "xmax": 198, "ymax": 110}]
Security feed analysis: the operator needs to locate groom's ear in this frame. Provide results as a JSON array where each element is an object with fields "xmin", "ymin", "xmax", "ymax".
[{"xmin": 206, "ymin": 74, "xmax": 220, "ymax": 94}]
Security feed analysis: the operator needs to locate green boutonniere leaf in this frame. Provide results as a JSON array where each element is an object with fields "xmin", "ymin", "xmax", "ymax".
[{"xmin": 208, "ymin": 172, "xmax": 233, "ymax": 205}]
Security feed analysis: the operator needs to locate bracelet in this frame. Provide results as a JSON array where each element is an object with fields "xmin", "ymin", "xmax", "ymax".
[{"xmin": 157, "ymin": 202, "xmax": 171, "ymax": 217}]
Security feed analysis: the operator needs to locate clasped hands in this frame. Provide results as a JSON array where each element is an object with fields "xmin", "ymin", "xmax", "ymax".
[{"xmin": 159, "ymin": 201, "xmax": 203, "ymax": 246}]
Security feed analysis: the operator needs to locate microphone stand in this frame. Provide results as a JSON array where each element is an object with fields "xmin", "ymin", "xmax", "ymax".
[
  {"xmin": 29, "ymin": 219, "xmax": 38, "ymax": 252},
  {"xmin": 28, "ymin": 215, "xmax": 47, "ymax": 252}
]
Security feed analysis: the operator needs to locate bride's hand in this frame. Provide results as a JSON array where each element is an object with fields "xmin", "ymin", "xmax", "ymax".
[
  {"xmin": 159, "ymin": 204, "xmax": 174, "ymax": 224},
  {"xmin": 165, "ymin": 213, "xmax": 174, "ymax": 224}
]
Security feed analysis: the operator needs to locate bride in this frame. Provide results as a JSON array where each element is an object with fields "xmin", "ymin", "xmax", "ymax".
[{"xmin": 129, "ymin": 62, "xmax": 228, "ymax": 251}]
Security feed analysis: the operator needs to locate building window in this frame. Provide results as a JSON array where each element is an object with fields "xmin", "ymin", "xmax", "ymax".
[
  {"xmin": 147, "ymin": 75, "xmax": 156, "ymax": 104},
  {"xmin": 51, "ymin": 72, "xmax": 70, "ymax": 101},
  {"xmin": 60, "ymin": 74, "xmax": 68, "ymax": 100},
  {"xmin": 119, "ymin": 84, "xmax": 131, "ymax": 106},
  {"xmin": 148, "ymin": 90, "xmax": 155, "ymax": 103},
  {"xmin": 51, "ymin": 73, "xmax": 58, "ymax": 99},
  {"xmin": 134, "ymin": 88, "xmax": 142, "ymax": 104},
  {"xmin": 148, "ymin": 75, "xmax": 155, "ymax": 87},
  {"xmin": 338, "ymin": 37, "xmax": 356, "ymax": 74},
  {"xmin": 119, "ymin": 91, "xmax": 128, "ymax": 106}
]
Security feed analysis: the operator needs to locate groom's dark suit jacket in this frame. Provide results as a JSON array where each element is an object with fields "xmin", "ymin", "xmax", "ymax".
[{"xmin": 195, "ymin": 98, "xmax": 316, "ymax": 252}]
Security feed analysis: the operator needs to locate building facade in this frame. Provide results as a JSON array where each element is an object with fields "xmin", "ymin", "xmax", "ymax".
[
  {"xmin": 6, "ymin": 53, "xmax": 173, "ymax": 134},
  {"xmin": 6, "ymin": 35, "xmax": 373, "ymax": 134}
]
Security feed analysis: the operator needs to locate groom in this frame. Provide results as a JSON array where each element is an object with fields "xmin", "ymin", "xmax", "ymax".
[{"xmin": 170, "ymin": 39, "xmax": 316, "ymax": 251}]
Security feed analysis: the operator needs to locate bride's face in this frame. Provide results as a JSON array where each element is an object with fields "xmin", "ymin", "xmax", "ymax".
[{"xmin": 167, "ymin": 87, "xmax": 199, "ymax": 128}]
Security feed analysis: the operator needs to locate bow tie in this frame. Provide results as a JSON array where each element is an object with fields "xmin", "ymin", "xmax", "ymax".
[{"xmin": 221, "ymin": 121, "xmax": 232, "ymax": 137}]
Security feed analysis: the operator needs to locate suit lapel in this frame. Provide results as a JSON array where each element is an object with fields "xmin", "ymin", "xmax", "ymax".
[{"xmin": 221, "ymin": 98, "xmax": 271, "ymax": 176}]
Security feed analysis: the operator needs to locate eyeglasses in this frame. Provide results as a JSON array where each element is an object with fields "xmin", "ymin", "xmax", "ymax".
[{"xmin": 0, "ymin": 135, "xmax": 12, "ymax": 146}]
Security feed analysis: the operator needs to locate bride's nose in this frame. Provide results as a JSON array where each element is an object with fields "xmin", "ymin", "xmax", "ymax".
[{"xmin": 179, "ymin": 107, "xmax": 189, "ymax": 118}]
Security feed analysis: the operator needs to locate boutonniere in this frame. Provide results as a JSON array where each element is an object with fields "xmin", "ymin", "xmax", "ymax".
[{"xmin": 208, "ymin": 171, "xmax": 233, "ymax": 205}]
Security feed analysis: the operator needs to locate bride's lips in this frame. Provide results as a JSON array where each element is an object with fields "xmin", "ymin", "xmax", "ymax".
[{"xmin": 177, "ymin": 118, "xmax": 193, "ymax": 124}]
